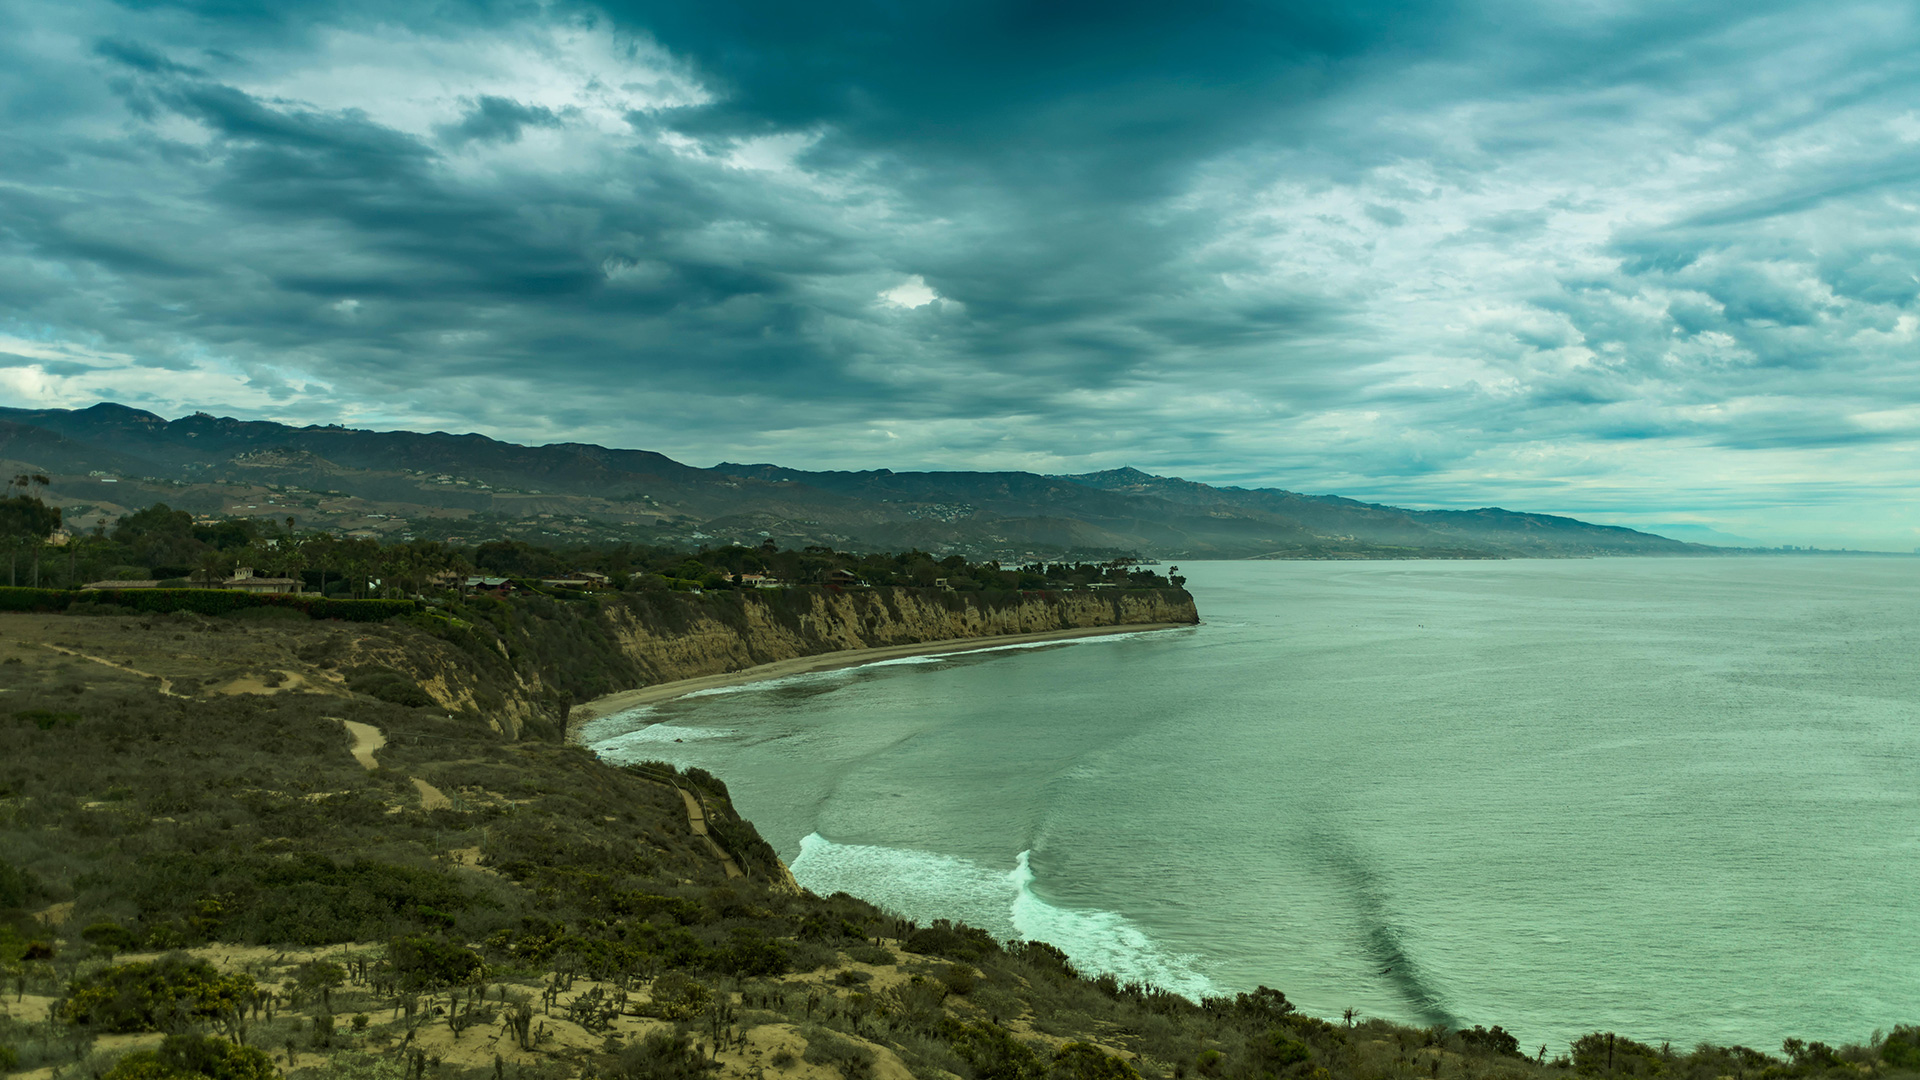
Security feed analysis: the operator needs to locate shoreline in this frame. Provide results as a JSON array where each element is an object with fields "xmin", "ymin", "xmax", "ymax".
[{"xmin": 567, "ymin": 621, "xmax": 1194, "ymax": 740}]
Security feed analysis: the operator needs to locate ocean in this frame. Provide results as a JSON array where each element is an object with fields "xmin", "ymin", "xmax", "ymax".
[{"xmin": 580, "ymin": 557, "xmax": 1920, "ymax": 1051}]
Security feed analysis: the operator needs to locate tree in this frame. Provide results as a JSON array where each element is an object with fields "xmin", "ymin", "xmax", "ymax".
[
  {"xmin": 102, "ymin": 1034, "xmax": 275, "ymax": 1080},
  {"xmin": 0, "ymin": 474, "xmax": 60, "ymax": 587}
]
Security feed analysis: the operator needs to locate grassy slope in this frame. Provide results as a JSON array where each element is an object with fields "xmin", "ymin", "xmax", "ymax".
[{"xmin": 0, "ymin": 611, "xmax": 1910, "ymax": 1080}]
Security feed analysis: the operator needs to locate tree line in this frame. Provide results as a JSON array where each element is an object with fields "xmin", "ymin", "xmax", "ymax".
[{"xmin": 0, "ymin": 491, "xmax": 1185, "ymax": 596}]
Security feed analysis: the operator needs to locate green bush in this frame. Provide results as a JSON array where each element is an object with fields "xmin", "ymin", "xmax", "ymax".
[
  {"xmin": 347, "ymin": 669, "xmax": 434, "ymax": 708},
  {"xmin": 1459, "ymin": 1025, "xmax": 1523, "ymax": 1058},
  {"xmin": 613, "ymin": 1032, "xmax": 709, "ymax": 1080},
  {"xmin": 58, "ymin": 956, "xmax": 256, "ymax": 1033},
  {"xmin": 1885, "ymin": 1027, "xmax": 1920, "ymax": 1068},
  {"xmin": 102, "ymin": 1033, "xmax": 277, "ymax": 1080},
  {"xmin": 716, "ymin": 926, "xmax": 789, "ymax": 977},
  {"xmin": 647, "ymin": 972, "xmax": 712, "ymax": 1020},
  {"xmin": 125, "ymin": 852, "xmax": 478, "ymax": 946},
  {"xmin": 946, "ymin": 1020, "xmax": 1043, "ymax": 1080},
  {"xmin": 387, "ymin": 935, "xmax": 484, "ymax": 991},
  {"xmin": 1052, "ymin": 1043, "xmax": 1141, "ymax": 1080},
  {"xmin": 81, "ymin": 922, "xmax": 141, "ymax": 953},
  {"xmin": 1248, "ymin": 1029, "xmax": 1312, "ymax": 1075},
  {"xmin": 804, "ymin": 1029, "xmax": 876, "ymax": 1080},
  {"xmin": 904, "ymin": 921, "xmax": 998, "ymax": 963},
  {"xmin": 1572, "ymin": 1033, "xmax": 1665, "ymax": 1076},
  {"xmin": 0, "ymin": 857, "xmax": 39, "ymax": 908}
]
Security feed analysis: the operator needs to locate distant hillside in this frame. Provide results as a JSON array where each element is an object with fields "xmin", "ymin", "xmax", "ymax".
[{"xmin": 0, "ymin": 402, "xmax": 1709, "ymax": 560}]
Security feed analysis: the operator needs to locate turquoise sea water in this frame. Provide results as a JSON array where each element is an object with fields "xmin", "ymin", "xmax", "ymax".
[{"xmin": 581, "ymin": 558, "xmax": 1920, "ymax": 1051}]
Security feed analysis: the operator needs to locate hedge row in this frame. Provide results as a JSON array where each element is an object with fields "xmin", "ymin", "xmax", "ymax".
[{"xmin": 0, "ymin": 587, "xmax": 418, "ymax": 622}]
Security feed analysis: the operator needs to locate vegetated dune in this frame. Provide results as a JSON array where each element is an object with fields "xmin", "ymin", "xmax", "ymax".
[{"xmin": 0, "ymin": 608, "xmax": 1910, "ymax": 1080}]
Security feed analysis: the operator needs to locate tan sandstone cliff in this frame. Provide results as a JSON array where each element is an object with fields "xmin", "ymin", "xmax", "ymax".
[{"xmin": 597, "ymin": 586, "xmax": 1198, "ymax": 687}]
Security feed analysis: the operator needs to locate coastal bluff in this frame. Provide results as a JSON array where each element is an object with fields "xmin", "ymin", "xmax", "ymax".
[
  {"xmin": 314, "ymin": 583, "xmax": 1198, "ymax": 740},
  {"xmin": 596, "ymin": 585, "xmax": 1198, "ymax": 691}
]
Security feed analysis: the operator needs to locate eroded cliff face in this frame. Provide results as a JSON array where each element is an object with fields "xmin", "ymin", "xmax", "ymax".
[
  {"xmin": 372, "ymin": 586, "xmax": 1194, "ymax": 739},
  {"xmin": 599, "ymin": 587, "xmax": 1199, "ymax": 687}
]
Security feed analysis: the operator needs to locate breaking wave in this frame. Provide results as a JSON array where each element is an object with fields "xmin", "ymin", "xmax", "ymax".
[{"xmin": 791, "ymin": 834, "xmax": 1215, "ymax": 1000}]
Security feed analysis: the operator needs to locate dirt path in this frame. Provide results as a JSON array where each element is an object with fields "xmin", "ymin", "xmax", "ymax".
[
  {"xmin": 40, "ymin": 643, "xmax": 181, "ymax": 697},
  {"xmin": 334, "ymin": 718, "xmax": 457, "ymax": 812},
  {"xmin": 336, "ymin": 718, "xmax": 385, "ymax": 769},
  {"xmin": 677, "ymin": 787, "xmax": 745, "ymax": 879},
  {"xmin": 411, "ymin": 776, "xmax": 451, "ymax": 810}
]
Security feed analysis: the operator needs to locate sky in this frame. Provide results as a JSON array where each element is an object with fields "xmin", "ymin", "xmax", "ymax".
[{"xmin": 2, "ymin": 1, "xmax": 1919, "ymax": 549}]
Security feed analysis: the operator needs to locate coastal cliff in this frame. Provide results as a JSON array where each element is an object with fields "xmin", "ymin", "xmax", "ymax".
[
  {"xmin": 362, "ymin": 585, "xmax": 1196, "ymax": 738},
  {"xmin": 597, "ymin": 586, "xmax": 1198, "ymax": 688}
]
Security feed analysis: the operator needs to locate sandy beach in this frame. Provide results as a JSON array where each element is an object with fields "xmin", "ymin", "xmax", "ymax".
[{"xmin": 567, "ymin": 621, "xmax": 1193, "ymax": 739}]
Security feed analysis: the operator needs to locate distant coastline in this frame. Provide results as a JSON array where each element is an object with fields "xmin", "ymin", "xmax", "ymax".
[{"xmin": 567, "ymin": 621, "xmax": 1194, "ymax": 739}]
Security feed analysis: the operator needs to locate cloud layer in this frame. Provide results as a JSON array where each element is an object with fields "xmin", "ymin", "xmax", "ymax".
[{"xmin": 3, "ymin": 0, "xmax": 1919, "ymax": 546}]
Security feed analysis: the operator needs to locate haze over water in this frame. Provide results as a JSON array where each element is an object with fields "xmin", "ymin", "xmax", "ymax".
[{"xmin": 584, "ymin": 558, "xmax": 1920, "ymax": 1051}]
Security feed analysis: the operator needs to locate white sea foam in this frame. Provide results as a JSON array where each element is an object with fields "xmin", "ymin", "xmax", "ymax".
[
  {"xmin": 601, "ymin": 723, "xmax": 735, "ymax": 754},
  {"xmin": 933, "ymin": 631, "xmax": 1162, "ymax": 658},
  {"xmin": 680, "ymin": 669, "xmax": 859, "ymax": 698},
  {"xmin": 790, "ymin": 834, "xmax": 1215, "ymax": 1000}
]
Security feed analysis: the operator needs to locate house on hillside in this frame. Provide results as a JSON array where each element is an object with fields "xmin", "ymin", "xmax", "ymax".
[
  {"xmin": 466, "ymin": 576, "xmax": 514, "ymax": 593},
  {"xmin": 224, "ymin": 567, "xmax": 301, "ymax": 594},
  {"xmin": 827, "ymin": 569, "xmax": 865, "ymax": 587}
]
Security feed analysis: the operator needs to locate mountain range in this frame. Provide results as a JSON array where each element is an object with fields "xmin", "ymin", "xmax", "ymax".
[{"xmin": 0, "ymin": 402, "xmax": 1710, "ymax": 560}]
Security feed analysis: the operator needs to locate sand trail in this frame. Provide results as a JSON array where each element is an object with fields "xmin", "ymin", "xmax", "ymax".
[
  {"xmin": 411, "ymin": 776, "xmax": 451, "ymax": 810},
  {"xmin": 677, "ymin": 787, "xmax": 746, "ymax": 879},
  {"xmin": 336, "ymin": 718, "xmax": 386, "ymax": 769},
  {"xmin": 40, "ymin": 643, "xmax": 181, "ymax": 696}
]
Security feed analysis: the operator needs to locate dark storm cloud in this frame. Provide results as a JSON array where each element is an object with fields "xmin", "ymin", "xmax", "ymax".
[
  {"xmin": 440, "ymin": 96, "xmax": 565, "ymax": 145},
  {"xmin": 3, "ymin": 0, "xmax": 1920, "ymax": 546}
]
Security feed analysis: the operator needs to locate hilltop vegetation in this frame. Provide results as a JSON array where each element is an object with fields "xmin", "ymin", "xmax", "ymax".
[{"xmin": 10, "ymin": 495, "xmax": 1178, "ymax": 598}]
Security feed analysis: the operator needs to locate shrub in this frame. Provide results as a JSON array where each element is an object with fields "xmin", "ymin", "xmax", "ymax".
[
  {"xmin": 1885, "ymin": 1027, "xmax": 1920, "ymax": 1069},
  {"xmin": 81, "ymin": 922, "xmax": 140, "ymax": 954},
  {"xmin": 904, "ymin": 921, "xmax": 998, "ymax": 963},
  {"xmin": 1248, "ymin": 1029, "xmax": 1312, "ymax": 1074},
  {"xmin": 1203, "ymin": 986, "xmax": 1295, "ymax": 1026},
  {"xmin": 947, "ymin": 1020, "xmax": 1043, "ymax": 1080},
  {"xmin": 938, "ymin": 963, "xmax": 978, "ymax": 996},
  {"xmin": 648, "ymin": 972, "xmax": 712, "ymax": 1020},
  {"xmin": 102, "ymin": 1033, "xmax": 277, "ymax": 1080},
  {"xmin": 1008, "ymin": 940, "xmax": 1077, "ymax": 979},
  {"xmin": 803, "ymin": 1029, "xmax": 875, "ymax": 1080},
  {"xmin": 1053, "ymin": 1043, "xmax": 1141, "ymax": 1080},
  {"xmin": 0, "ymin": 858, "xmax": 39, "ymax": 908},
  {"xmin": 1459, "ymin": 1025, "xmax": 1523, "ymax": 1058},
  {"xmin": 717, "ymin": 927, "xmax": 790, "ymax": 978},
  {"xmin": 347, "ymin": 669, "xmax": 433, "ymax": 708},
  {"xmin": 386, "ymin": 935, "xmax": 483, "ymax": 991},
  {"xmin": 614, "ymin": 1032, "xmax": 709, "ymax": 1080},
  {"xmin": 1572, "ymin": 1033, "xmax": 1665, "ymax": 1076},
  {"xmin": 58, "ymin": 956, "xmax": 256, "ymax": 1033}
]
